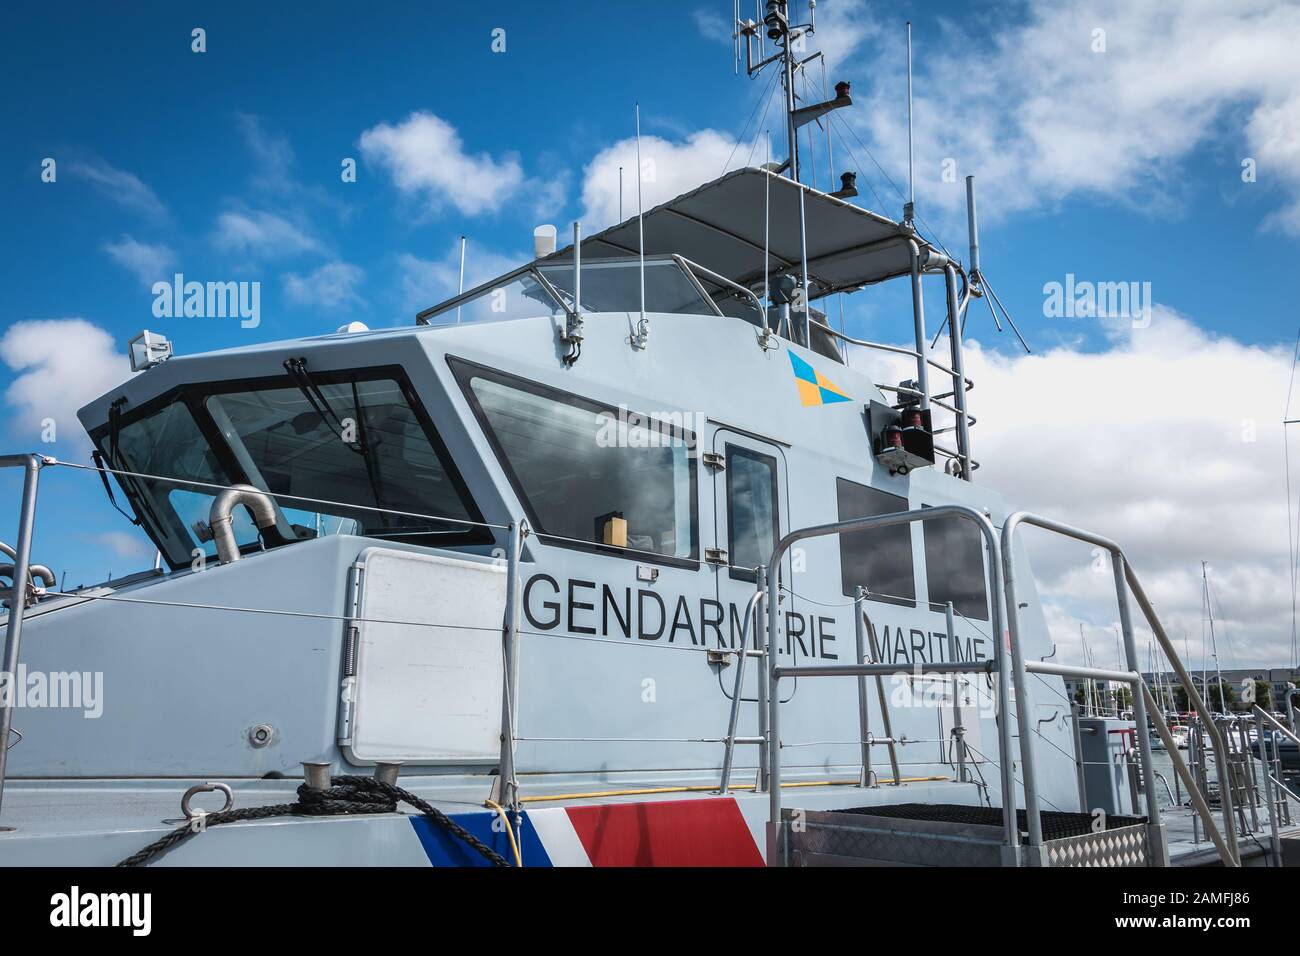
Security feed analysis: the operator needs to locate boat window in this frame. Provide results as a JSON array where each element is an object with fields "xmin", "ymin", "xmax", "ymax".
[
  {"xmin": 451, "ymin": 358, "xmax": 698, "ymax": 564},
  {"xmin": 425, "ymin": 270, "xmax": 566, "ymax": 326},
  {"xmin": 538, "ymin": 259, "xmax": 714, "ymax": 315},
  {"xmin": 205, "ymin": 376, "xmax": 482, "ymax": 545},
  {"xmin": 726, "ymin": 444, "xmax": 779, "ymax": 581},
  {"xmin": 923, "ymin": 511, "xmax": 989, "ymax": 621},
  {"xmin": 92, "ymin": 369, "xmax": 487, "ymax": 568},
  {"xmin": 836, "ymin": 477, "xmax": 915, "ymax": 607}
]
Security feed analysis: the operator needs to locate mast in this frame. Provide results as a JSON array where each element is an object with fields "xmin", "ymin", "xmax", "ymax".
[{"xmin": 1203, "ymin": 561, "xmax": 1227, "ymax": 712}]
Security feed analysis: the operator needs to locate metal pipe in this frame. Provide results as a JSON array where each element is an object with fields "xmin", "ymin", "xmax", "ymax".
[
  {"xmin": 757, "ymin": 567, "xmax": 770, "ymax": 792},
  {"xmin": 946, "ymin": 602, "xmax": 967, "ymax": 782},
  {"xmin": 1000, "ymin": 522, "xmax": 1043, "ymax": 847},
  {"xmin": 907, "ymin": 240, "xmax": 931, "ymax": 409},
  {"xmin": 720, "ymin": 576, "xmax": 766, "ymax": 794},
  {"xmin": 498, "ymin": 521, "xmax": 523, "ymax": 809},
  {"xmin": 208, "ymin": 484, "xmax": 277, "ymax": 564},
  {"xmin": 864, "ymin": 609, "xmax": 902, "ymax": 787},
  {"xmin": 1025, "ymin": 660, "xmax": 1143, "ymax": 685},
  {"xmin": 1255, "ymin": 709, "xmax": 1283, "ymax": 867},
  {"xmin": 1142, "ymin": 685, "xmax": 1236, "ymax": 866},
  {"xmin": 854, "ymin": 588, "xmax": 872, "ymax": 786},
  {"xmin": 1123, "ymin": 564, "xmax": 1240, "ymax": 864},
  {"xmin": 456, "ymin": 235, "xmax": 466, "ymax": 324},
  {"xmin": 1113, "ymin": 552, "xmax": 1164, "ymax": 853},
  {"xmin": 776, "ymin": 660, "xmax": 994, "ymax": 679},
  {"xmin": 0, "ymin": 454, "xmax": 42, "ymax": 819},
  {"xmin": 944, "ymin": 263, "xmax": 972, "ymax": 478},
  {"xmin": 965, "ymin": 176, "xmax": 981, "ymax": 277},
  {"xmin": 1070, "ymin": 701, "xmax": 1088, "ymax": 811},
  {"xmin": 1001, "ymin": 509, "xmax": 1240, "ymax": 863},
  {"xmin": 765, "ymin": 504, "xmax": 1011, "ymax": 863}
]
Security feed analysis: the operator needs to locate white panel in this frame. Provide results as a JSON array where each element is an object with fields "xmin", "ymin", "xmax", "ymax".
[{"xmin": 348, "ymin": 548, "xmax": 505, "ymax": 763}]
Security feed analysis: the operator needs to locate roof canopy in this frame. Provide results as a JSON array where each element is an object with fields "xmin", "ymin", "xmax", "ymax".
[{"xmin": 544, "ymin": 167, "xmax": 926, "ymax": 300}]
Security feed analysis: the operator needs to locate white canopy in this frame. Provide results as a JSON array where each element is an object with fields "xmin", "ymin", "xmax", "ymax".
[{"xmin": 545, "ymin": 167, "xmax": 925, "ymax": 299}]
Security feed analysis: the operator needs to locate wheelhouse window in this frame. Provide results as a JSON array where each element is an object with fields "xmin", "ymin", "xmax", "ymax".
[
  {"xmin": 538, "ymin": 259, "xmax": 715, "ymax": 315},
  {"xmin": 91, "ymin": 368, "xmax": 487, "ymax": 568},
  {"xmin": 836, "ymin": 477, "xmax": 915, "ymax": 607},
  {"xmin": 451, "ymin": 358, "xmax": 698, "ymax": 564},
  {"xmin": 420, "ymin": 257, "xmax": 718, "ymax": 326},
  {"xmin": 923, "ymin": 511, "xmax": 989, "ymax": 621},
  {"xmin": 726, "ymin": 445, "xmax": 779, "ymax": 581}
]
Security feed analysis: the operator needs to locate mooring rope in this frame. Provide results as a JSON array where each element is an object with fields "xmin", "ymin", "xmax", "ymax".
[{"xmin": 116, "ymin": 775, "xmax": 510, "ymax": 868}]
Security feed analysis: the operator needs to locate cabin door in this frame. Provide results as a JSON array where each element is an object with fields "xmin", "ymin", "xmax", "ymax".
[{"xmin": 707, "ymin": 427, "xmax": 794, "ymax": 701}]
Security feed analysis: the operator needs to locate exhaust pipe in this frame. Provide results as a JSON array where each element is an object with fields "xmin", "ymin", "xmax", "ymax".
[{"xmin": 208, "ymin": 484, "xmax": 277, "ymax": 564}]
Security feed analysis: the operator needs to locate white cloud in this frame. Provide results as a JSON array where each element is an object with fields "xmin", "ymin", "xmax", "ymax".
[
  {"xmin": 283, "ymin": 260, "xmax": 365, "ymax": 309},
  {"xmin": 235, "ymin": 112, "xmax": 296, "ymax": 192},
  {"xmin": 102, "ymin": 235, "xmax": 174, "ymax": 288},
  {"xmin": 212, "ymin": 209, "xmax": 324, "ymax": 259},
  {"xmin": 67, "ymin": 158, "xmax": 167, "ymax": 221},
  {"xmin": 359, "ymin": 112, "xmax": 524, "ymax": 217},
  {"xmin": 849, "ymin": 306, "xmax": 1294, "ymax": 668},
  {"xmin": 398, "ymin": 242, "xmax": 526, "ymax": 313},
  {"xmin": 836, "ymin": 0, "xmax": 1300, "ymax": 232},
  {"xmin": 580, "ymin": 129, "xmax": 769, "ymax": 230},
  {"xmin": 86, "ymin": 531, "xmax": 153, "ymax": 560},
  {"xmin": 0, "ymin": 319, "xmax": 131, "ymax": 451}
]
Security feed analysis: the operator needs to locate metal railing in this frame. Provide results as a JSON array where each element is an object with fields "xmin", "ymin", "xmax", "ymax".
[
  {"xmin": 0, "ymin": 453, "xmax": 47, "ymax": 818},
  {"xmin": 761, "ymin": 505, "xmax": 1244, "ymax": 867},
  {"xmin": 1002, "ymin": 511, "xmax": 1240, "ymax": 866},
  {"xmin": 764, "ymin": 505, "xmax": 1024, "ymax": 863}
]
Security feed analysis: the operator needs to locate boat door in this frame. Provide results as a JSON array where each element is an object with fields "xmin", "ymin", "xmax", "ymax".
[{"xmin": 706, "ymin": 426, "xmax": 795, "ymax": 700}]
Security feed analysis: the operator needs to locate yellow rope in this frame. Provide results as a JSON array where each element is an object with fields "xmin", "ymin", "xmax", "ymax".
[{"xmin": 483, "ymin": 799, "xmax": 522, "ymax": 866}]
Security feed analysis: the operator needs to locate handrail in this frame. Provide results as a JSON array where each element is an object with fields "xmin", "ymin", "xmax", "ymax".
[
  {"xmin": 1023, "ymin": 659, "xmax": 1237, "ymax": 866},
  {"xmin": 1255, "ymin": 705, "xmax": 1300, "ymax": 748},
  {"xmin": 675, "ymin": 255, "xmax": 770, "ymax": 339},
  {"xmin": 764, "ymin": 505, "xmax": 1024, "ymax": 865},
  {"xmin": 1003, "ymin": 510, "xmax": 1241, "ymax": 865},
  {"xmin": 0, "ymin": 453, "xmax": 45, "ymax": 820}
]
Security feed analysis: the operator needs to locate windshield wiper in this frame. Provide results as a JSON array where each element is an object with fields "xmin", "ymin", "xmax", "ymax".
[{"xmin": 282, "ymin": 357, "xmax": 388, "ymax": 521}]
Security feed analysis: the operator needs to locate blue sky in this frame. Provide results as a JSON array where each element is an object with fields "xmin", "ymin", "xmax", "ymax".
[{"xmin": 2, "ymin": 0, "xmax": 1299, "ymax": 664}]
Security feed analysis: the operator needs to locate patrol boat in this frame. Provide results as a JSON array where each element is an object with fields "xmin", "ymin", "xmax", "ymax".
[{"xmin": 0, "ymin": 4, "xmax": 1263, "ymax": 867}]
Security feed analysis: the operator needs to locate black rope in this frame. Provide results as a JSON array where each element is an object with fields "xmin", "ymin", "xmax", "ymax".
[{"xmin": 116, "ymin": 775, "xmax": 510, "ymax": 867}]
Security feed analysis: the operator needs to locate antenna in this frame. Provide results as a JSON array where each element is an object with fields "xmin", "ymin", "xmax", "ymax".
[
  {"xmin": 634, "ymin": 102, "xmax": 648, "ymax": 349},
  {"xmin": 456, "ymin": 235, "xmax": 467, "ymax": 324},
  {"xmin": 618, "ymin": 165, "xmax": 624, "ymax": 221},
  {"xmin": 904, "ymin": 21, "xmax": 914, "ymax": 226}
]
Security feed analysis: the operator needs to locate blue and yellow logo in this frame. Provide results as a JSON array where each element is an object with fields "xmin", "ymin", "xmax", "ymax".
[{"xmin": 788, "ymin": 350, "xmax": 851, "ymax": 407}]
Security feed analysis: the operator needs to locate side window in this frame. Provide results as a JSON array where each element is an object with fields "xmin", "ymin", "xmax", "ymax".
[
  {"xmin": 836, "ymin": 477, "xmax": 915, "ymax": 607},
  {"xmin": 450, "ymin": 358, "xmax": 698, "ymax": 564},
  {"xmin": 923, "ymin": 512, "xmax": 989, "ymax": 621},
  {"xmin": 726, "ymin": 444, "xmax": 778, "ymax": 581}
]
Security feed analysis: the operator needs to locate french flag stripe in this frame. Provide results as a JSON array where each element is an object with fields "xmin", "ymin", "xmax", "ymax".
[{"xmin": 564, "ymin": 797, "xmax": 764, "ymax": 867}]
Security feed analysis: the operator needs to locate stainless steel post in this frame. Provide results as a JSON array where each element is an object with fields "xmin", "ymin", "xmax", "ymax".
[
  {"xmin": 1070, "ymin": 701, "xmax": 1088, "ymax": 811},
  {"xmin": 946, "ymin": 602, "xmax": 966, "ymax": 782},
  {"xmin": 0, "ymin": 454, "xmax": 41, "ymax": 820},
  {"xmin": 854, "ymin": 588, "xmax": 873, "ymax": 786},
  {"xmin": 906, "ymin": 240, "xmax": 931, "ymax": 409},
  {"xmin": 1000, "ymin": 527, "xmax": 1043, "ymax": 847},
  {"xmin": 943, "ymin": 264, "xmax": 972, "ymax": 477},
  {"xmin": 766, "ymin": 555, "xmax": 783, "ymax": 865},
  {"xmin": 1255, "ymin": 709, "xmax": 1283, "ymax": 867},
  {"xmin": 1112, "ymin": 554, "xmax": 1164, "ymax": 838},
  {"xmin": 1143, "ymin": 685, "xmax": 1236, "ymax": 866},
  {"xmin": 497, "ymin": 521, "xmax": 522, "ymax": 809},
  {"xmin": 720, "ymin": 573, "xmax": 765, "ymax": 794},
  {"xmin": 1122, "ymin": 563, "xmax": 1240, "ymax": 863},
  {"xmin": 757, "ymin": 567, "xmax": 770, "ymax": 792}
]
